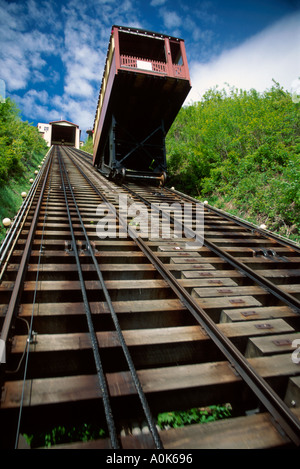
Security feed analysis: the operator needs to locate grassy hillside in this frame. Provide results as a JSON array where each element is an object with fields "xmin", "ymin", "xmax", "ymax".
[
  {"xmin": 166, "ymin": 81, "xmax": 300, "ymax": 242},
  {"xmin": 81, "ymin": 136, "xmax": 93, "ymax": 154},
  {"xmin": 0, "ymin": 98, "xmax": 48, "ymax": 242}
]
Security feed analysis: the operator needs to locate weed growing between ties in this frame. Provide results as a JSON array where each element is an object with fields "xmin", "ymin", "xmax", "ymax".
[
  {"xmin": 157, "ymin": 404, "xmax": 232, "ymax": 429},
  {"xmin": 22, "ymin": 405, "xmax": 232, "ymax": 447},
  {"xmin": 22, "ymin": 423, "xmax": 106, "ymax": 448}
]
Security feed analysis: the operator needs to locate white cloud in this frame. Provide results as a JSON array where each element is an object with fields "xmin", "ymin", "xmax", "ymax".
[
  {"xmin": 0, "ymin": 1, "xmax": 60, "ymax": 91},
  {"xmin": 60, "ymin": 16, "xmax": 104, "ymax": 108},
  {"xmin": 187, "ymin": 12, "xmax": 300, "ymax": 103},
  {"xmin": 13, "ymin": 87, "xmax": 96, "ymax": 131},
  {"xmin": 0, "ymin": 57, "xmax": 30, "ymax": 90},
  {"xmin": 0, "ymin": 1, "xmax": 24, "ymax": 32},
  {"xmin": 64, "ymin": 78, "xmax": 94, "ymax": 98},
  {"xmin": 4, "ymin": 0, "xmax": 298, "ymax": 137},
  {"xmin": 150, "ymin": 0, "xmax": 167, "ymax": 6},
  {"xmin": 27, "ymin": 0, "xmax": 60, "ymax": 32},
  {"xmin": 11, "ymin": 89, "xmax": 52, "ymax": 122},
  {"xmin": 57, "ymin": 0, "xmax": 142, "ymax": 128},
  {"xmin": 51, "ymin": 94, "xmax": 95, "ymax": 131},
  {"xmin": 0, "ymin": 0, "xmax": 144, "ymax": 131},
  {"xmin": 63, "ymin": 46, "xmax": 102, "ymax": 98},
  {"xmin": 159, "ymin": 8, "xmax": 182, "ymax": 30}
]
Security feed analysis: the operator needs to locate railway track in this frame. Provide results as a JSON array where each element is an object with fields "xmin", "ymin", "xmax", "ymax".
[{"xmin": 0, "ymin": 145, "xmax": 300, "ymax": 450}]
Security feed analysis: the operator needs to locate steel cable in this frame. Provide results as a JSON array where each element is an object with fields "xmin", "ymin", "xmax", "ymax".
[
  {"xmin": 67, "ymin": 150, "xmax": 300, "ymax": 446},
  {"xmin": 122, "ymin": 181, "xmax": 300, "ymax": 447},
  {"xmin": 61, "ymin": 148, "xmax": 163, "ymax": 449},
  {"xmin": 0, "ymin": 147, "xmax": 52, "ymax": 269},
  {"xmin": 13, "ymin": 148, "xmax": 54, "ymax": 448},
  {"xmin": 58, "ymin": 149, "xmax": 120, "ymax": 449}
]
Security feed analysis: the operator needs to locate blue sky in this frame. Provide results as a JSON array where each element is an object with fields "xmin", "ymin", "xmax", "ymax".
[{"xmin": 0, "ymin": 0, "xmax": 299, "ymax": 140}]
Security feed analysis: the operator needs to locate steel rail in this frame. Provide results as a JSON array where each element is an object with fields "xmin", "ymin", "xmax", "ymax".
[
  {"xmin": 0, "ymin": 149, "xmax": 53, "ymax": 346},
  {"xmin": 0, "ymin": 147, "xmax": 52, "ymax": 280},
  {"xmin": 124, "ymin": 184, "xmax": 300, "ymax": 315},
  {"xmin": 165, "ymin": 186, "xmax": 300, "ymax": 253},
  {"xmin": 61, "ymin": 147, "xmax": 164, "ymax": 449},
  {"xmin": 202, "ymin": 236, "xmax": 300, "ymax": 313},
  {"xmin": 0, "ymin": 180, "xmax": 37, "ymax": 264},
  {"xmin": 57, "ymin": 149, "xmax": 120, "ymax": 449},
  {"xmin": 13, "ymin": 147, "xmax": 56, "ymax": 449},
  {"xmin": 121, "ymin": 183, "xmax": 300, "ymax": 446},
  {"xmin": 65, "ymin": 148, "xmax": 300, "ymax": 446}
]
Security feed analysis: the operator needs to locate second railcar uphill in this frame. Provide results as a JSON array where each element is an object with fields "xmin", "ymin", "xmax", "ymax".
[{"xmin": 92, "ymin": 25, "xmax": 191, "ymax": 184}]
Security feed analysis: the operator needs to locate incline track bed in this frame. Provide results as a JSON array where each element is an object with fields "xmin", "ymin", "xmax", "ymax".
[{"xmin": 0, "ymin": 145, "xmax": 300, "ymax": 449}]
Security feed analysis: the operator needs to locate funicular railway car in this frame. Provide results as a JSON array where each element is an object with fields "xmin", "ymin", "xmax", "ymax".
[{"xmin": 93, "ymin": 25, "xmax": 191, "ymax": 184}]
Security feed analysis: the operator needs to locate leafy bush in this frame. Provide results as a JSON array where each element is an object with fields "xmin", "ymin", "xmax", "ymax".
[{"xmin": 166, "ymin": 81, "xmax": 300, "ymax": 239}]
